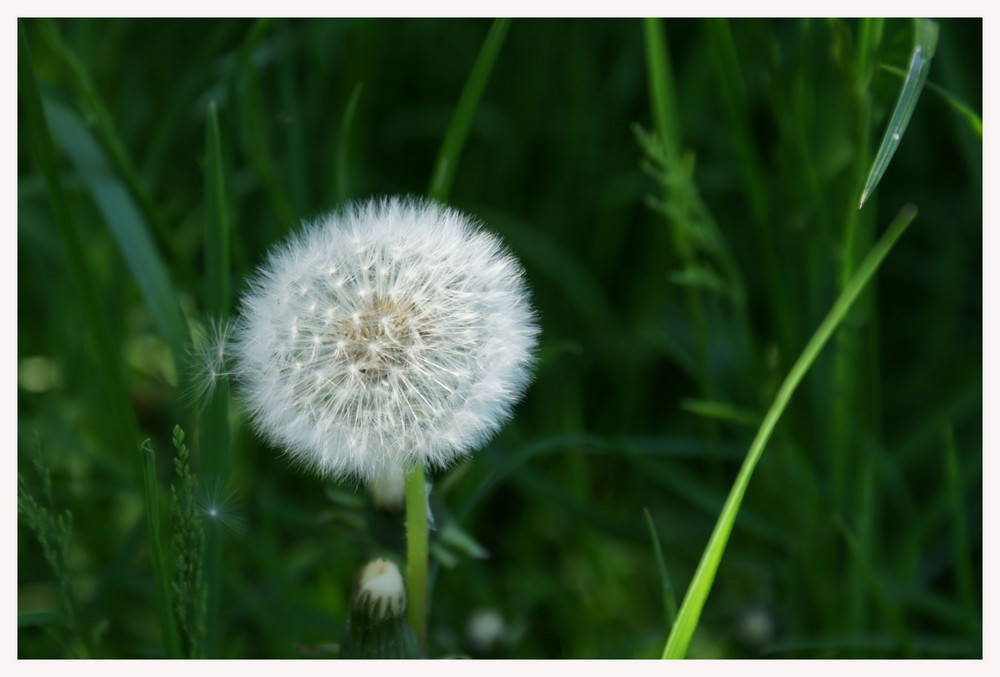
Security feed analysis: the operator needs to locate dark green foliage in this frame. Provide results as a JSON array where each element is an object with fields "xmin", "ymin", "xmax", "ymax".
[{"xmin": 17, "ymin": 18, "xmax": 981, "ymax": 658}]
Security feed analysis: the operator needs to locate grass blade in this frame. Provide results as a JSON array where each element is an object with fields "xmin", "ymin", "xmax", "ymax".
[
  {"xmin": 662, "ymin": 204, "xmax": 918, "ymax": 659},
  {"xmin": 36, "ymin": 19, "xmax": 187, "ymax": 278},
  {"xmin": 643, "ymin": 18, "xmax": 682, "ymax": 150},
  {"xmin": 880, "ymin": 63, "xmax": 982, "ymax": 138},
  {"xmin": 140, "ymin": 440, "xmax": 183, "ymax": 658},
  {"xmin": 41, "ymin": 98, "xmax": 191, "ymax": 367},
  {"xmin": 202, "ymin": 101, "xmax": 232, "ymax": 658},
  {"xmin": 335, "ymin": 81, "xmax": 364, "ymax": 205},
  {"xmin": 859, "ymin": 19, "xmax": 939, "ymax": 208},
  {"xmin": 942, "ymin": 425, "xmax": 979, "ymax": 639},
  {"xmin": 427, "ymin": 18, "xmax": 511, "ymax": 202},
  {"xmin": 644, "ymin": 508, "xmax": 678, "ymax": 631},
  {"xmin": 832, "ymin": 514, "xmax": 916, "ymax": 657},
  {"xmin": 18, "ymin": 21, "xmax": 140, "ymax": 465},
  {"xmin": 204, "ymin": 101, "xmax": 231, "ymax": 319}
]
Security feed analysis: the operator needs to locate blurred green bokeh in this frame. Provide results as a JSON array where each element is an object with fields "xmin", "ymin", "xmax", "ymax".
[{"xmin": 18, "ymin": 18, "xmax": 981, "ymax": 658}]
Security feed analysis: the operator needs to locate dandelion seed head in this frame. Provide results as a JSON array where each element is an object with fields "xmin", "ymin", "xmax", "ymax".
[{"xmin": 232, "ymin": 196, "xmax": 538, "ymax": 484}]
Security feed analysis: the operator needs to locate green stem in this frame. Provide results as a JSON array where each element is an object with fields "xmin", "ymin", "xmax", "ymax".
[
  {"xmin": 662, "ymin": 204, "xmax": 917, "ymax": 659},
  {"xmin": 405, "ymin": 462, "xmax": 429, "ymax": 654}
]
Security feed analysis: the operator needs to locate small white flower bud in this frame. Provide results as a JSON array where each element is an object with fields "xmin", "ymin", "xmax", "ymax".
[{"xmin": 353, "ymin": 558, "xmax": 406, "ymax": 621}]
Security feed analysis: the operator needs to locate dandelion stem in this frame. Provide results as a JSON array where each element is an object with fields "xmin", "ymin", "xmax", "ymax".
[{"xmin": 405, "ymin": 462, "xmax": 429, "ymax": 654}]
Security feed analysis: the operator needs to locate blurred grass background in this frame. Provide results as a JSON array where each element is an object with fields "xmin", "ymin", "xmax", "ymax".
[{"xmin": 17, "ymin": 18, "xmax": 981, "ymax": 658}]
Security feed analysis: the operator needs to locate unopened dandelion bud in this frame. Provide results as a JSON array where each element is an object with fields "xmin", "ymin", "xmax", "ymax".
[
  {"xmin": 369, "ymin": 464, "xmax": 406, "ymax": 511},
  {"xmin": 465, "ymin": 608, "xmax": 506, "ymax": 655},
  {"xmin": 340, "ymin": 559, "xmax": 420, "ymax": 659}
]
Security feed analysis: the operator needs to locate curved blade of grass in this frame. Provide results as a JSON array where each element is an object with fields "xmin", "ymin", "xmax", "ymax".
[
  {"xmin": 427, "ymin": 18, "xmax": 511, "ymax": 202},
  {"xmin": 141, "ymin": 440, "xmax": 183, "ymax": 658},
  {"xmin": 663, "ymin": 204, "xmax": 917, "ymax": 659},
  {"xmin": 18, "ymin": 21, "xmax": 140, "ymax": 465},
  {"xmin": 644, "ymin": 508, "xmax": 678, "ymax": 631},
  {"xmin": 36, "ymin": 19, "xmax": 186, "ymax": 278},
  {"xmin": 202, "ymin": 101, "xmax": 232, "ymax": 658},
  {"xmin": 335, "ymin": 81, "xmax": 364, "ymax": 205},
  {"xmin": 859, "ymin": 19, "xmax": 939, "ymax": 208},
  {"xmin": 880, "ymin": 63, "xmax": 981, "ymax": 138},
  {"xmin": 42, "ymin": 98, "xmax": 191, "ymax": 366}
]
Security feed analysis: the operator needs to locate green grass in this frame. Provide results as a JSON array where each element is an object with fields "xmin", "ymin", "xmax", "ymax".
[{"xmin": 17, "ymin": 18, "xmax": 981, "ymax": 658}]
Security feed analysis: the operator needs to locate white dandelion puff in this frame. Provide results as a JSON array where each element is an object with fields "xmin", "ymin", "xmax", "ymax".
[{"xmin": 231, "ymin": 196, "xmax": 538, "ymax": 484}]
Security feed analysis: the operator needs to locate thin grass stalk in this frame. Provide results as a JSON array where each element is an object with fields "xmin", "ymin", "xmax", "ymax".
[
  {"xmin": 662, "ymin": 204, "xmax": 917, "ymax": 659},
  {"xmin": 642, "ymin": 18, "xmax": 719, "ymax": 475},
  {"xmin": 838, "ymin": 18, "xmax": 884, "ymax": 632},
  {"xmin": 141, "ymin": 440, "xmax": 183, "ymax": 658},
  {"xmin": 832, "ymin": 513, "xmax": 916, "ymax": 657},
  {"xmin": 201, "ymin": 101, "xmax": 232, "ymax": 658},
  {"xmin": 427, "ymin": 18, "xmax": 510, "ymax": 202},
  {"xmin": 644, "ymin": 508, "xmax": 678, "ymax": 632},
  {"xmin": 942, "ymin": 426, "xmax": 978, "ymax": 640},
  {"xmin": 705, "ymin": 18, "xmax": 794, "ymax": 360},
  {"xmin": 335, "ymin": 82, "xmax": 364, "ymax": 205}
]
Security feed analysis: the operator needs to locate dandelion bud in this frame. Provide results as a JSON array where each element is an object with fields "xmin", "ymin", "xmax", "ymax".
[
  {"xmin": 340, "ymin": 559, "xmax": 420, "ymax": 659},
  {"xmin": 232, "ymin": 196, "xmax": 538, "ymax": 484},
  {"xmin": 465, "ymin": 608, "xmax": 506, "ymax": 655}
]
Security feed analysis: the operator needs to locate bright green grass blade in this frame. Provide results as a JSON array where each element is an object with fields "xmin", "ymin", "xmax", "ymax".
[
  {"xmin": 18, "ymin": 21, "xmax": 140, "ymax": 465},
  {"xmin": 140, "ymin": 440, "xmax": 183, "ymax": 658},
  {"xmin": 859, "ymin": 19, "xmax": 939, "ymax": 208},
  {"xmin": 881, "ymin": 63, "xmax": 982, "ymax": 138},
  {"xmin": 427, "ymin": 18, "xmax": 510, "ymax": 202},
  {"xmin": 662, "ymin": 204, "xmax": 918, "ymax": 659},
  {"xmin": 41, "ymin": 98, "xmax": 191, "ymax": 367},
  {"xmin": 833, "ymin": 513, "xmax": 916, "ymax": 657},
  {"xmin": 336, "ymin": 81, "xmax": 364, "ymax": 205},
  {"xmin": 643, "ymin": 508, "xmax": 678, "ymax": 631},
  {"xmin": 202, "ymin": 101, "xmax": 232, "ymax": 658}
]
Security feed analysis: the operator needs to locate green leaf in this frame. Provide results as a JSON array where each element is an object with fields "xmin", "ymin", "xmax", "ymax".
[
  {"xmin": 859, "ymin": 19, "xmax": 939, "ymax": 208},
  {"xmin": 662, "ymin": 204, "xmax": 917, "ymax": 659},
  {"xmin": 42, "ymin": 98, "xmax": 191, "ymax": 366}
]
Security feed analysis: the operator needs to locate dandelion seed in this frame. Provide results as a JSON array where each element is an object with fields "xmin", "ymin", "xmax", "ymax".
[
  {"xmin": 187, "ymin": 318, "xmax": 234, "ymax": 408},
  {"xmin": 232, "ymin": 196, "xmax": 538, "ymax": 484}
]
